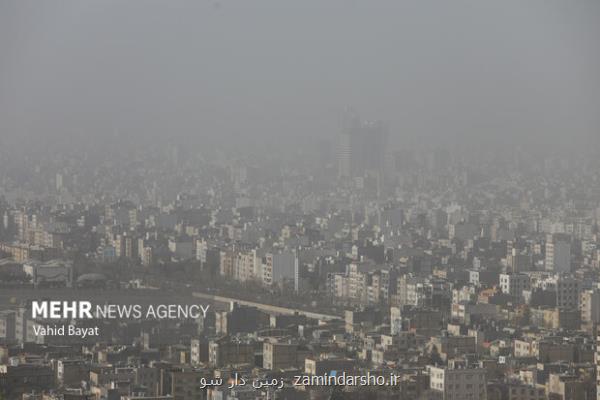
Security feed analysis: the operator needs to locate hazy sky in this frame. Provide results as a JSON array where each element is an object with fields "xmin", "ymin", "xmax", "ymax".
[{"xmin": 1, "ymin": 0, "xmax": 599, "ymax": 152}]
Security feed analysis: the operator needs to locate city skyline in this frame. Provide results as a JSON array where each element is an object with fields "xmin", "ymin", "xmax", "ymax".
[{"xmin": 1, "ymin": 1, "xmax": 600, "ymax": 400}]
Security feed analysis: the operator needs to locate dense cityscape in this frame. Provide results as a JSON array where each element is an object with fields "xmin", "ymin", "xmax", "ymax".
[
  {"xmin": 2, "ymin": 1, "xmax": 600, "ymax": 399},
  {"xmin": 2, "ymin": 110, "xmax": 600, "ymax": 400}
]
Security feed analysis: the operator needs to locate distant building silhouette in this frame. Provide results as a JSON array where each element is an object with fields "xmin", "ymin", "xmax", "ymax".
[{"xmin": 337, "ymin": 108, "xmax": 389, "ymax": 180}]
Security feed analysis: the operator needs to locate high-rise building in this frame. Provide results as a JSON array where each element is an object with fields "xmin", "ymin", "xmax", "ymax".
[
  {"xmin": 499, "ymin": 273, "xmax": 531, "ymax": 300},
  {"xmin": 55, "ymin": 173, "xmax": 63, "ymax": 191},
  {"xmin": 235, "ymin": 249, "xmax": 260, "ymax": 282},
  {"xmin": 337, "ymin": 109, "xmax": 389, "ymax": 180},
  {"xmin": 391, "ymin": 306, "xmax": 402, "ymax": 335},
  {"xmin": 541, "ymin": 275, "xmax": 581, "ymax": 309},
  {"xmin": 545, "ymin": 233, "xmax": 571, "ymax": 273},
  {"xmin": 581, "ymin": 289, "xmax": 600, "ymax": 328},
  {"xmin": 263, "ymin": 249, "xmax": 297, "ymax": 287},
  {"xmin": 509, "ymin": 248, "xmax": 532, "ymax": 272}
]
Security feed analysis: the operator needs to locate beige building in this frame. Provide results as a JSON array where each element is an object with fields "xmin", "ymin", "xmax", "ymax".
[
  {"xmin": 547, "ymin": 373, "xmax": 587, "ymax": 400},
  {"xmin": 163, "ymin": 368, "xmax": 210, "ymax": 400},
  {"xmin": 428, "ymin": 335, "xmax": 476, "ymax": 362},
  {"xmin": 208, "ymin": 337, "xmax": 254, "ymax": 368},
  {"xmin": 506, "ymin": 383, "xmax": 546, "ymax": 400},
  {"xmin": 263, "ymin": 340, "xmax": 307, "ymax": 370},
  {"xmin": 304, "ymin": 357, "xmax": 355, "ymax": 376},
  {"xmin": 428, "ymin": 363, "xmax": 487, "ymax": 400},
  {"xmin": 513, "ymin": 339, "xmax": 535, "ymax": 358},
  {"xmin": 219, "ymin": 248, "xmax": 235, "ymax": 277},
  {"xmin": 580, "ymin": 289, "xmax": 600, "ymax": 330},
  {"xmin": 235, "ymin": 249, "xmax": 260, "ymax": 282}
]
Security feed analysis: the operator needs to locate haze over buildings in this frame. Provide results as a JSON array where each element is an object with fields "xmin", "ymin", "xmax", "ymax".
[
  {"xmin": 0, "ymin": 1, "xmax": 600, "ymax": 400},
  {"xmin": 1, "ymin": 0, "xmax": 599, "ymax": 156}
]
